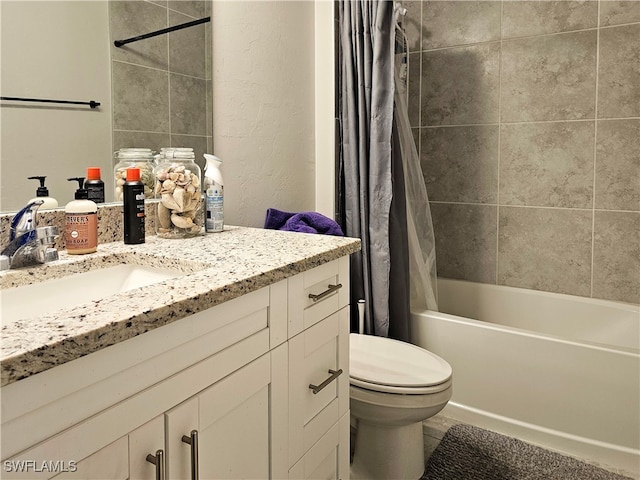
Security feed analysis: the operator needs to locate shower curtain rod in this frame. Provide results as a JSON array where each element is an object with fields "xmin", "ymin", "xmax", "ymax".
[{"xmin": 114, "ymin": 16, "xmax": 210, "ymax": 47}]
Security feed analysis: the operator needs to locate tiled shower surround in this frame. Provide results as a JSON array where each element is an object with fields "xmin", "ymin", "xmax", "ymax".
[
  {"xmin": 109, "ymin": 0, "xmax": 212, "ymax": 171},
  {"xmin": 404, "ymin": 1, "xmax": 639, "ymax": 304}
]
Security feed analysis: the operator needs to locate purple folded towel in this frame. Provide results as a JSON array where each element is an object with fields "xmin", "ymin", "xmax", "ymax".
[{"xmin": 264, "ymin": 208, "xmax": 344, "ymax": 236}]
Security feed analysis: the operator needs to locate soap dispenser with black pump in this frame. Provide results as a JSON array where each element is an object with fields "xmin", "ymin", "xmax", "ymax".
[
  {"xmin": 65, "ymin": 177, "xmax": 98, "ymax": 255},
  {"xmin": 28, "ymin": 176, "xmax": 58, "ymax": 209}
]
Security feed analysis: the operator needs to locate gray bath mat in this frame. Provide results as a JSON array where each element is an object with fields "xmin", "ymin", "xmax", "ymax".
[{"xmin": 423, "ymin": 424, "xmax": 633, "ymax": 480}]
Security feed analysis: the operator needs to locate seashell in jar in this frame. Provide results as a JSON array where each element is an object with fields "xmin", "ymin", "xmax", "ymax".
[
  {"xmin": 173, "ymin": 165, "xmax": 186, "ymax": 174},
  {"xmin": 169, "ymin": 172, "xmax": 180, "ymax": 182},
  {"xmin": 176, "ymin": 174, "xmax": 189, "ymax": 186},
  {"xmin": 161, "ymin": 192, "xmax": 180, "ymax": 211},
  {"xmin": 162, "ymin": 179, "xmax": 176, "ymax": 193},
  {"xmin": 190, "ymin": 173, "xmax": 200, "ymax": 188},
  {"xmin": 171, "ymin": 213, "xmax": 194, "ymax": 229},
  {"xmin": 173, "ymin": 187, "xmax": 190, "ymax": 212},
  {"xmin": 184, "ymin": 193, "xmax": 201, "ymax": 212},
  {"xmin": 157, "ymin": 202, "xmax": 172, "ymax": 229},
  {"xmin": 156, "ymin": 171, "xmax": 169, "ymax": 182}
]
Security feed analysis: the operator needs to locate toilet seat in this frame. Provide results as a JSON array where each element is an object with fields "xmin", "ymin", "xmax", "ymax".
[{"xmin": 350, "ymin": 333, "xmax": 452, "ymax": 395}]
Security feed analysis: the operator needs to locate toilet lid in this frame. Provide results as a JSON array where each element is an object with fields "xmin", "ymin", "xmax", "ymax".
[{"xmin": 350, "ymin": 333, "xmax": 452, "ymax": 391}]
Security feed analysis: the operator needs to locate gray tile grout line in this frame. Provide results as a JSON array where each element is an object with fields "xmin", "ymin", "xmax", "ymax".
[
  {"xmin": 590, "ymin": 0, "xmax": 602, "ymax": 299},
  {"xmin": 416, "ymin": 20, "xmax": 640, "ymax": 55},
  {"xmin": 495, "ymin": 0, "xmax": 504, "ymax": 286}
]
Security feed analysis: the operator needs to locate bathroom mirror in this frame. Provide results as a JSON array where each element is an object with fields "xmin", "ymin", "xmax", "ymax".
[{"xmin": 0, "ymin": 0, "xmax": 213, "ymax": 213}]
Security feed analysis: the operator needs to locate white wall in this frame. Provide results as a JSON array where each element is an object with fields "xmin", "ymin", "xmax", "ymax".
[
  {"xmin": 0, "ymin": 1, "xmax": 112, "ymax": 212},
  {"xmin": 211, "ymin": 1, "xmax": 317, "ymax": 228}
]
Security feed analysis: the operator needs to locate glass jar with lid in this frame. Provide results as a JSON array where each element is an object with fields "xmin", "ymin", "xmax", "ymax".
[
  {"xmin": 154, "ymin": 147, "xmax": 203, "ymax": 238},
  {"xmin": 114, "ymin": 148, "xmax": 156, "ymax": 202}
]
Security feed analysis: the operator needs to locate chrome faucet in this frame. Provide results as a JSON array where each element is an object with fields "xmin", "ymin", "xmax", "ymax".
[{"xmin": 0, "ymin": 200, "xmax": 59, "ymax": 270}]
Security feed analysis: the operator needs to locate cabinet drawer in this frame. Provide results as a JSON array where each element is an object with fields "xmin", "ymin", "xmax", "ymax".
[
  {"xmin": 288, "ymin": 412, "xmax": 350, "ymax": 480},
  {"xmin": 288, "ymin": 307, "xmax": 349, "ymax": 466},
  {"xmin": 288, "ymin": 257, "xmax": 350, "ymax": 337}
]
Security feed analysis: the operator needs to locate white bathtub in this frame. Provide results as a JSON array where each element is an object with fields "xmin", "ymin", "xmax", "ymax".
[{"xmin": 410, "ymin": 279, "xmax": 640, "ymax": 476}]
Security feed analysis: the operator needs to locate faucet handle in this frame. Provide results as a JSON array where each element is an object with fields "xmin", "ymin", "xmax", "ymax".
[{"xmin": 10, "ymin": 200, "xmax": 45, "ymax": 240}]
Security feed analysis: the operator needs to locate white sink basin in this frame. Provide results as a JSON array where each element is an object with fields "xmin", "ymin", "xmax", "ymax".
[{"xmin": 1, "ymin": 264, "xmax": 187, "ymax": 325}]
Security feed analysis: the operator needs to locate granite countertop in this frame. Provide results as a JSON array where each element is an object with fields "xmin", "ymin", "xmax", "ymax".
[{"xmin": 0, "ymin": 226, "xmax": 360, "ymax": 386}]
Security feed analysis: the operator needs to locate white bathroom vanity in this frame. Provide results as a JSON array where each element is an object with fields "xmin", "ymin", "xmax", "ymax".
[{"xmin": 0, "ymin": 227, "xmax": 359, "ymax": 479}]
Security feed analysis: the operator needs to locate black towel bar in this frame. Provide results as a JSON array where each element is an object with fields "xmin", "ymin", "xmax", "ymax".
[
  {"xmin": 114, "ymin": 16, "xmax": 210, "ymax": 47},
  {"xmin": 0, "ymin": 97, "xmax": 100, "ymax": 109}
]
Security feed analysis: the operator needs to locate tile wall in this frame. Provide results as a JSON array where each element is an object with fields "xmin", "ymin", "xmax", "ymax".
[
  {"xmin": 109, "ymin": 0, "xmax": 212, "ymax": 172},
  {"xmin": 404, "ymin": 0, "xmax": 639, "ymax": 303}
]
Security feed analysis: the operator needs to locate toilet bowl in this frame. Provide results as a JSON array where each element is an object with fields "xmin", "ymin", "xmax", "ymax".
[{"xmin": 349, "ymin": 333, "xmax": 452, "ymax": 480}]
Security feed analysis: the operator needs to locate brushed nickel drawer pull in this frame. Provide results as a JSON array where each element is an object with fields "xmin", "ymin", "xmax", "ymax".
[
  {"xmin": 308, "ymin": 283, "xmax": 343, "ymax": 302},
  {"xmin": 309, "ymin": 369, "xmax": 343, "ymax": 394},
  {"xmin": 181, "ymin": 430, "xmax": 199, "ymax": 480},
  {"xmin": 146, "ymin": 449, "xmax": 165, "ymax": 480}
]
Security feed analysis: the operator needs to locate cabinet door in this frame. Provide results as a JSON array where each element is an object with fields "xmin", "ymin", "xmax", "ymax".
[
  {"xmin": 288, "ymin": 413, "xmax": 350, "ymax": 480},
  {"xmin": 50, "ymin": 437, "xmax": 128, "ymax": 480},
  {"xmin": 289, "ymin": 307, "xmax": 349, "ymax": 466},
  {"xmin": 198, "ymin": 353, "xmax": 272, "ymax": 479},
  {"xmin": 165, "ymin": 396, "xmax": 199, "ymax": 479},
  {"xmin": 129, "ymin": 416, "xmax": 164, "ymax": 480}
]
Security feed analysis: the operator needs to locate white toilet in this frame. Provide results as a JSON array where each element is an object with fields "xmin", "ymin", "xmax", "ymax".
[{"xmin": 349, "ymin": 333, "xmax": 453, "ymax": 480}]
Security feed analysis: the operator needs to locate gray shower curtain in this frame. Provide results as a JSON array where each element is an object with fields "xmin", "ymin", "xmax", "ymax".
[
  {"xmin": 338, "ymin": 0, "xmax": 405, "ymax": 338},
  {"xmin": 338, "ymin": 0, "xmax": 438, "ymax": 340}
]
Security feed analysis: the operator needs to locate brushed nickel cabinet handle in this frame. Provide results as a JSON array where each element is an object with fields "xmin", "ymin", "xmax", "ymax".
[
  {"xmin": 308, "ymin": 283, "xmax": 343, "ymax": 302},
  {"xmin": 146, "ymin": 449, "xmax": 165, "ymax": 480},
  {"xmin": 181, "ymin": 430, "xmax": 199, "ymax": 480},
  {"xmin": 309, "ymin": 369, "xmax": 343, "ymax": 394}
]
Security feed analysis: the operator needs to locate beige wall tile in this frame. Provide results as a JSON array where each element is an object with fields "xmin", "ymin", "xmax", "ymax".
[
  {"xmin": 169, "ymin": 10, "xmax": 207, "ymax": 78},
  {"xmin": 422, "ymin": 125, "xmax": 499, "ymax": 203},
  {"xmin": 499, "ymin": 122, "xmax": 595, "ymax": 208},
  {"xmin": 595, "ymin": 119, "xmax": 640, "ymax": 211},
  {"xmin": 422, "ymin": 0, "xmax": 501, "ymax": 49},
  {"xmin": 168, "ymin": 0, "xmax": 206, "ymax": 18},
  {"xmin": 498, "ymin": 207, "xmax": 592, "ymax": 296},
  {"xmin": 597, "ymin": 23, "xmax": 640, "ymax": 119},
  {"xmin": 501, "ymin": 31, "xmax": 597, "ymax": 122},
  {"xmin": 403, "ymin": 0, "xmax": 422, "ymax": 53},
  {"xmin": 593, "ymin": 211, "xmax": 640, "ymax": 303},
  {"xmin": 112, "ymin": 62, "xmax": 169, "ymax": 132},
  {"xmin": 408, "ymin": 52, "xmax": 421, "ymax": 127},
  {"xmin": 431, "ymin": 203, "xmax": 498, "ymax": 283},
  {"xmin": 422, "ymin": 43, "xmax": 500, "ymax": 125},
  {"xmin": 110, "ymin": 0, "xmax": 168, "ymax": 70},
  {"xmin": 169, "ymin": 74, "xmax": 207, "ymax": 135},
  {"xmin": 411, "ymin": 0, "xmax": 638, "ymax": 300},
  {"xmin": 599, "ymin": 1, "xmax": 640, "ymax": 26},
  {"xmin": 502, "ymin": 0, "xmax": 598, "ymax": 39}
]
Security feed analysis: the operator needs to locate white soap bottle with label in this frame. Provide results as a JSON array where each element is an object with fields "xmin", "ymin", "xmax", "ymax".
[
  {"xmin": 65, "ymin": 177, "xmax": 98, "ymax": 254},
  {"xmin": 204, "ymin": 154, "xmax": 224, "ymax": 233}
]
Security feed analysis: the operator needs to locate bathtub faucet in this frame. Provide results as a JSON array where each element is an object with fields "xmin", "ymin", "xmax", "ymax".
[{"xmin": 0, "ymin": 200, "xmax": 59, "ymax": 270}]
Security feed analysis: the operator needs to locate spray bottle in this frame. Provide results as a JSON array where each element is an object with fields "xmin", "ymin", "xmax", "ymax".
[{"xmin": 203, "ymin": 154, "xmax": 224, "ymax": 233}]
